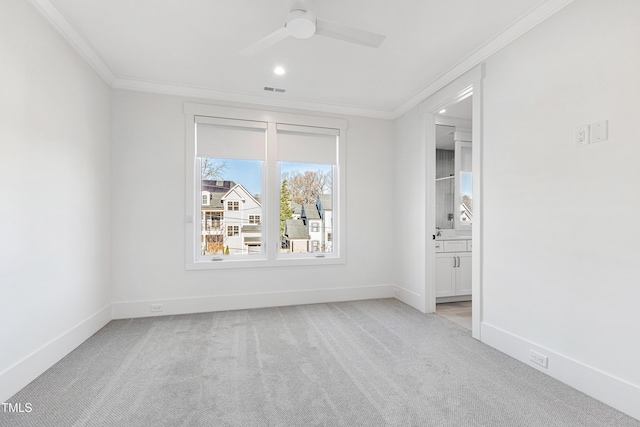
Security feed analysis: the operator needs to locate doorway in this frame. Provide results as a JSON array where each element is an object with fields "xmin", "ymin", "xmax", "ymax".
[
  {"xmin": 434, "ymin": 96, "xmax": 473, "ymax": 331},
  {"xmin": 421, "ymin": 66, "xmax": 483, "ymax": 340}
]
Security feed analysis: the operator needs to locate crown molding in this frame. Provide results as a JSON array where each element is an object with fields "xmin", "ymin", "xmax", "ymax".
[
  {"xmin": 112, "ymin": 78, "xmax": 396, "ymax": 120},
  {"xmin": 28, "ymin": 0, "xmax": 574, "ymax": 121},
  {"xmin": 391, "ymin": 0, "xmax": 576, "ymax": 119},
  {"xmin": 28, "ymin": 0, "xmax": 116, "ymax": 84}
]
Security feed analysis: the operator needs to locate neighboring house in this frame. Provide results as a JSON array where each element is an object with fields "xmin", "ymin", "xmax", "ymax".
[
  {"xmin": 317, "ymin": 194, "xmax": 333, "ymax": 252},
  {"xmin": 201, "ymin": 182, "xmax": 261, "ymax": 255},
  {"xmin": 284, "ymin": 219, "xmax": 310, "ymax": 253},
  {"xmin": 286, "ymin": 194, "xmax": 332, "ymax": 253},
  {"xmin": 201, "ymin": 192, "xmax": 225, "ymax": 254},
  {"xmin": 460, "ymin": 202, "xmax": 472, "ymax": 223},
  {"xmin": 203, "ymin": 188, "xmax": 331, "ymax": 255},
  {"xmin": 301, "ymin": 203, "xmax": 322, "ymax": 252},
  {"xmin": 291, "ymin": 202, "xmax": 302, "ymax": 220},
  {"xmin": 202, "ymin": 180, "xmax": 235, "ymax": 194}
]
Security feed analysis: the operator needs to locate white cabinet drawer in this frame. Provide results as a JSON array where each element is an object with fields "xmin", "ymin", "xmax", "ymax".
[
  {"xmin": 443, "ymin": 240, "xmax": 467, "ymax": 253},
  {"xmin": 434, "ymin": 241, "xmax": 443, "ymax": 252}
]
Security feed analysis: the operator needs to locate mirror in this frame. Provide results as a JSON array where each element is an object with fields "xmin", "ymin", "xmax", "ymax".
[
  {"xmin": 435, "ymin": 96, "xmax": 473, "ymax": 232},
  {"xmin": 436, "ymin": 125, "xmax": 456, "ymax": 229}
]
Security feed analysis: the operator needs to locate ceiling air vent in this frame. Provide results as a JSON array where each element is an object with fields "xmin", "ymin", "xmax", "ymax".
[{"xmin": 264, "ymin": 86, "xmax": 286, "ymax": 93}]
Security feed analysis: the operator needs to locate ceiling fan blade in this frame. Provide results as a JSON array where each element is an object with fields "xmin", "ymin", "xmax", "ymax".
[
  {"xmin": 315, "ymin": 19, "xmax": 385, "ymax": 48},
  {"xmin": 240, "ymin": 27, "xmax": 290, "ymax": 56}
]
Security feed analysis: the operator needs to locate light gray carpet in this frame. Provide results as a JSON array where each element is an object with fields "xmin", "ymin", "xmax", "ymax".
[{"xmin": 2, "ymin": 299, "xmax": 638, "ymax": 426}]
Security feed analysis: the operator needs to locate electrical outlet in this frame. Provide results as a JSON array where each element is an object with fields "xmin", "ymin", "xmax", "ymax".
[
  {"xmin": 530, "ymin": 350, "xmax": 548, "ymax": 368},
  {"xmin": 150, "ymin": 304, "xmax": 163, "ymax": 313},
  {"xmin": 574, "ymin": 125, "xmax": 590, "ymax": 146}
]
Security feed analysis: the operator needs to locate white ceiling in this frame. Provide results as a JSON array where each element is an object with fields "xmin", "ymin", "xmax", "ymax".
[{"xmin": 35, "ymin": 0, "xmax": 573, "ymax": 118}]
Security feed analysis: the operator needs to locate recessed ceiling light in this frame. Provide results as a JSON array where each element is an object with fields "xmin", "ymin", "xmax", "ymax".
[
  {"xmin": 439, "ymin": 109, "xmax": 447, "ymax": 114},
  {"xmin": 274, "ymin": 66, "xmax": 286, "ymax": 76}
]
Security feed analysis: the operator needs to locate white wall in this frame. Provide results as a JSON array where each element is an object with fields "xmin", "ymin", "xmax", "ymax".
[
  {"xmin": 110, "ymin": 90, "xmax": 395, "ymax": 316},
  {"xmin": 393, "ymin": 107, "xmax": 426, "ymax": 311},
  {"xmin": 0, "ymin": 0, "xmax": 112, "ymax": 401},
  {"xmin": 480, "ymin": 0, "xmax": 640, "ymax": 418}
]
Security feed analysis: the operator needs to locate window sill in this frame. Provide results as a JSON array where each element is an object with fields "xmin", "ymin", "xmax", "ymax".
[{"xmin": 186, "ymin": 255, "xmax": 345, "ymax": 270}]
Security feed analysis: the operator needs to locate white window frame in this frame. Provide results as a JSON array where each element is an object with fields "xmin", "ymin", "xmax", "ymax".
[{"xmin": 184, "ymin": 103, "xmax": 347, "ymax": 270}]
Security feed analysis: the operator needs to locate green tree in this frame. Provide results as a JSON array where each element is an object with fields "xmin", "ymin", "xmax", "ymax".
[
  {"xmin": 280, "ymin": 179, "xmax": 294, "ymax": 237},
  {"xmin": 224, "ymin": 245, "xmax": 230, "ymax": 255}
]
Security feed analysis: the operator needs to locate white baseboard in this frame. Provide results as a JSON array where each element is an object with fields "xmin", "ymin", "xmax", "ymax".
[
  {"xmin": 394, "ymin": 286, "xmax": 424, "ymax": 312},
  {"xmin": 0, "ymin": 304, "xmax": 112, "ymax": 403},
  {"xmin": 112, "ymin": 284, "xmax": 395, "ymax": 319},
  {"xmin": 481, "ymin": 322, "xmax": 640, "ymax": 421}
]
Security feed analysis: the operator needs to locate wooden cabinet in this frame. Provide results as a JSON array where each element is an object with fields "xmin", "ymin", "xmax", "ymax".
[{"xmin": 435, "ymin": 242, "xmax": 471, "ymax": 298}]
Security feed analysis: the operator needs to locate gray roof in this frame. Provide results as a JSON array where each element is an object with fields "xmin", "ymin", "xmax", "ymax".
[
  {"xmin": 242, "ymin": 225, "xmax": 261, "ymax": 233},
  {"xmin": 318, "ymin": 194, "xmax": 332, "ymax": 210},
  {"xmin": 202, "ymin": 180, "xmax": 235, "ymax": 193},
  {"xmin": 301, "ymin": 204, "xmax": 321, "ymax": 220},
  {"xmin": 291, "ymin": 202, "xmax": 302, "ymax": 215},
  {"xmin": 202, "ymin": 193, "xmax": 224, "ymax": 210},
  {"xmin": 285, "ymin": 219, "xmax": 310, "ymax": 240}
]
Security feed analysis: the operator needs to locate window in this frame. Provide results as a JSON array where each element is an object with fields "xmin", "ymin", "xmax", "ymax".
[
  {"xmin": 185, "ymin": 104, "xmax": 345, "ymax": 269},
  {"xmin": 279, "ymin": 125, "xmax": 336, "ymax": 257},
  {"xmin": 456, "ymin": 141, "xmax": 473, "ymax": 230}
]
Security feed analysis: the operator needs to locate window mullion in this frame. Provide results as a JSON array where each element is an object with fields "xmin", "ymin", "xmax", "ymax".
[{"xmin": 266, "ymin": 122, "xmax": 278, "ymax": 261}]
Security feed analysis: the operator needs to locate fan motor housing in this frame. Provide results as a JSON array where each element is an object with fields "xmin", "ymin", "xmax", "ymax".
[{"xmin": 286, "ymin": 9, "xmax": 316, "ymax": 39}]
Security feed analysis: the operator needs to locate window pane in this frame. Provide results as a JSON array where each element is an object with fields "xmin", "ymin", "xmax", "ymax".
[
  {"xmin": 460, "ymin": 172, "xmax": 473, "ymax": 224},
  {"xmin": 280, "ymin": 162, "xmax": 333, "ymax": 254},
  {"xmin": 200, "ymin": 158, "xmax": 262, "ymax": 256},
  {"xmin": 459, "ymin": 144, "xmax": 472, "ymax": 225}
]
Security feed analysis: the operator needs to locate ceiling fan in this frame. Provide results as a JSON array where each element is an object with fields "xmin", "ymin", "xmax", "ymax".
[{"xmin": 240, "ymin": 3, "xmax": 386, "ymax": 56}]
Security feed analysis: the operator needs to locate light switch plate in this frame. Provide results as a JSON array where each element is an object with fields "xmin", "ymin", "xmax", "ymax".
[{"xmin": 591, "ymin": 120, "xmax": 608, "ymax": 143}]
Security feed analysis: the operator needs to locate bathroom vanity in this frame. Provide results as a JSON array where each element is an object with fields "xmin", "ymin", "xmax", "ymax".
[{"xmin": 435, "ymin": 237, "xmax": 472, "ymax": 300}]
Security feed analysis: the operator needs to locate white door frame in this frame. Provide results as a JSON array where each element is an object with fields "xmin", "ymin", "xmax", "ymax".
[{"xmin": 418, "ymin": 65, "xmax": 484, "ymax": 340}]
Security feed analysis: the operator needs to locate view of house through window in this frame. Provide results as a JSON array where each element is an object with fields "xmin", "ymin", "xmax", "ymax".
[
  {"xmin": 460, "ymin": 172, "xmax": 472, "ymax": 224},
  {"xmin": 280, "ymin": 163, "xmax": 333, "ymax": 254},
  {"xmin": 200, "ymin": 158, "xmax": 262, "ymax": 255},
  {"xmin": 189, "ymin": 111, "xmax": 343, "ymax": 267},
  {"xmin": 459, "ymin": 143, "xmax": 472, "ymax": 225}
]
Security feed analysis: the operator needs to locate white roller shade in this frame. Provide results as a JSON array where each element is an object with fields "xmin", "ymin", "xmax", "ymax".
[
  {"xmin": 276, "ymin": 124, "xmax": 338, "ymax": 165},
  {"xmin": 196, "ymin": 117, "xmax": 267, "ymax": 160}
]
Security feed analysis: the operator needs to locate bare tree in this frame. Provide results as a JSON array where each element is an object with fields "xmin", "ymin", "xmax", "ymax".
[
  {"xmin": 201, "ymin": 158, "xmax": 228, "ymax": 180},
  {"xmin": 282, "ymin": 169, "xmax": 332, "ymax": 205}
]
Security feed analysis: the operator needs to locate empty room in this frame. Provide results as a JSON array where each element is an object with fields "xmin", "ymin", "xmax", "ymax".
[{"xmin": 1, "ymin": 0, "xmax": 639, "ymax": 425}]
